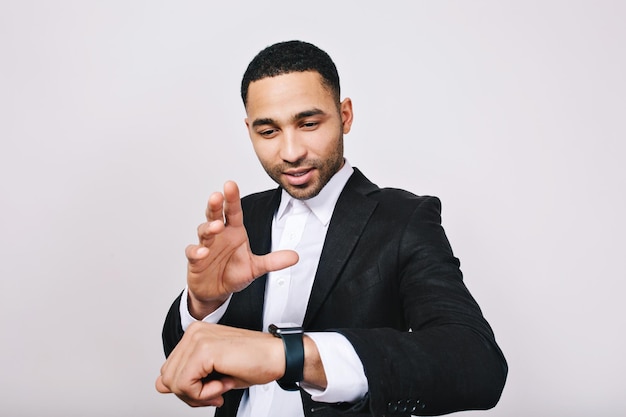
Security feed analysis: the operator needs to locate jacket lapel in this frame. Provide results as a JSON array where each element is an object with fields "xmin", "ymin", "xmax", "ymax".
[{"xmin": 303, "ymin": 169, "xmax": 379, "ymax": 327}]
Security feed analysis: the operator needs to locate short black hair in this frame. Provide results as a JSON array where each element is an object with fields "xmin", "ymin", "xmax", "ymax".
[{"xmin": 241, "ymin": 40, "xmax": 340, "ymax": 107}]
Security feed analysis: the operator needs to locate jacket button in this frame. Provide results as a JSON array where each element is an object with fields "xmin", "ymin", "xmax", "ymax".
[{"xmin": 387, "ymin": 402, "xmax": 398, "ymax": 413}]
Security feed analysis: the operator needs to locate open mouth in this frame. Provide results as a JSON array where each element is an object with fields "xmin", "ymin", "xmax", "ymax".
[{"xmin": 284, "ymin": 168, "xmax": 314, "ymax": 186}]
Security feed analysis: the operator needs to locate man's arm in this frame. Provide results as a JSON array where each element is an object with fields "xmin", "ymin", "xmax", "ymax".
[
  {"xmin": 156, "ymin": 322, "xmax": 328, "ymax": 407},
  {"xmin": 158, "ymin": 181, "xmax": 311, "ymax": 405},
  {"xmin": 335, "ymin": 196, "xmax": 507, "ymax": 415}
]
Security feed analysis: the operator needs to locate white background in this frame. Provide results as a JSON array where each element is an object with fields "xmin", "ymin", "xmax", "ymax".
[{"xmin": 1, "ymin": 1, "xmax": 625, "ymax": 416}]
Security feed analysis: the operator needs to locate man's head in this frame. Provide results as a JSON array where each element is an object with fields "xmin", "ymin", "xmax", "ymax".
[
  {"xmin": 242, "ymin": 41, "xmax": 353, "ymax": 200},
  {"xmin": 241, "ymin": 40, "xmax": 340, "ymax": 108}
]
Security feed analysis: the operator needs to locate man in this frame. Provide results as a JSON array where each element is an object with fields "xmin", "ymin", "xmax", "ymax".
[{"xmin": 156, "ymin": 40, "xmax": 507, "ymax": 417}]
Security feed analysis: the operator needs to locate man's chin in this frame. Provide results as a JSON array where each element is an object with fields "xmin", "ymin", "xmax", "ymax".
[{"xmin": 282, "ymin": 183, "xmax": 321, "ymax": 200}]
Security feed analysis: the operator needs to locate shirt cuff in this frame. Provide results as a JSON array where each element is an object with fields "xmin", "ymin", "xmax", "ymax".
[
  {"xmin": 301, "ymin": 332, "xmax": 368, "ymax": 403},
  {"xmin": 179, "ymin": 286, "xmax": 232, "ymax": 330}
]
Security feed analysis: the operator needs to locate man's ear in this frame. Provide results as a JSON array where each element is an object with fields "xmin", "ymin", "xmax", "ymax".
[{"xmin": 340, "ymin": 98, "xmax": 354, "ymax": 134}]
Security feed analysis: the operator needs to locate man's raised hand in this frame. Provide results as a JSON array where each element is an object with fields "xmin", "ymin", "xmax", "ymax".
[{"xmin": 185, "ymin": 181, "xmax": 298, "ymax": 319}]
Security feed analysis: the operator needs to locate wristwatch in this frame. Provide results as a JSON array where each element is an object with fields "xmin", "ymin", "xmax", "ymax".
[{"xmin": 268, "ymin": 323, "xmax": 304, "ymax": 391}]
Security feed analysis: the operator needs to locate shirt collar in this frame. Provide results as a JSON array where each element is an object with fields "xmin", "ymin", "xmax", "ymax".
[{"xmin": 276, "ymin": 160, "xmax": 354, "ymax": 226}]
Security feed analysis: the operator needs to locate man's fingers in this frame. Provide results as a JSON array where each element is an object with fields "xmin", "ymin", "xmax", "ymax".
[
  {"xmin": 155, "ymin": 376, "xmax": 172, "ymax": 394},
  {"xmin": 185, "ymin": 244, "xmax": 210, "ymax": 262},
  {"xmin": 156, "ymin": 377, "xmax": 228, "ymax": 408},
  {"xmin": 156, "ymin": 368, "xmax": 235, "ymax": 407},
  {"xmin": 201, "ymin": 182, "xmax": 243, "ymax": 228},
  {"xmin": 223, "ymin": 181, "xmax": 244, "ymax": 227},
  {"xmin": 196, "ymin": 220, "xmax": 226, "ymax": 249},
  {"xmin": 199, "ymin": 378, "xmax": 237, "ymax": 403},
  {"xmin": 205, "ymin": 192, "xmax": 224, "ymax": 222},
  {"xmin": 257, "ymin": 250, "xmax": 299, "ymax": 275}
]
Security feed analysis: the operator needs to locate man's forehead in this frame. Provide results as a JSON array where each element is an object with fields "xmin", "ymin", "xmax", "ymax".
[
  {"xmin": 246, "ymin": 72, "xmax": 331, "ymax": 101},
  {"xmin": 245, "ymin": 72, "xmax": 335, "ymax": 119}
]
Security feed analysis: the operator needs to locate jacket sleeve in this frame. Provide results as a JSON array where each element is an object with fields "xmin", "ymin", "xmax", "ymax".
[
  {"xmin": 337, "ymin": 197, "xmax": 507, "ymax": 416},
  {"xmin": 162, "ymin": 291, "xmax": 184, "ymax": 357}
]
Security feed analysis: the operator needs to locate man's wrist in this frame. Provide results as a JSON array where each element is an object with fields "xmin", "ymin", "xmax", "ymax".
[{"xmin": 187, "ymin": 290, "xmax": 230, "ymax": 320}]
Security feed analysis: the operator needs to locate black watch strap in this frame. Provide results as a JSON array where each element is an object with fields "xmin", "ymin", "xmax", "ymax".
[{"xmin": 268, "ymin": 323, "xmax": 304, "ymax": 391}]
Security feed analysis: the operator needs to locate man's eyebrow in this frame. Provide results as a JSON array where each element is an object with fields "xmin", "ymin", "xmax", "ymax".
[
  {"xmin": 293, "ymin": 108, "xmax": 325, "ymax": 121},
  {"xmin": 251, "ymin": 118, "xmax": 275, "ymax": 128},
  {"xmin": 252, "ymin": 109, "xmax": 326, "ymax": 128}
]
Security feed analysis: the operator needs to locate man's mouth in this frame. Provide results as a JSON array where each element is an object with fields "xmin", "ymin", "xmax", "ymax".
[{"xmin": 284, "ymin": 168, "xmax": 314, "ymax": 186}]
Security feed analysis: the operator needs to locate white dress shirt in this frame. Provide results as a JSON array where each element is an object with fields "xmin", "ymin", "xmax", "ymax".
[{"xmin": 179, "ymin": 161, "xmax": 368, "ymax": 416}]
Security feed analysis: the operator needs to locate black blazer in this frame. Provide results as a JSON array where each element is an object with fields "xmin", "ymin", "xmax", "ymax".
[{"xmin": 163, "ymin": 168, "xmax": 507, "ymax": 417}]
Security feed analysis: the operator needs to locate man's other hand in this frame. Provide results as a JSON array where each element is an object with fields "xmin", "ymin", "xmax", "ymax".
[{"xmin": 185, "ymin": 181, "xmax": 298, "ymax": 319}]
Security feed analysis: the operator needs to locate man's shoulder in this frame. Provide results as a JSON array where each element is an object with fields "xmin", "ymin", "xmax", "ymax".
[
  {"xmin": 349, "ymin": 168, "xmax": 440, "ymax": 210},
  {"xmin": 367, "ymin": 186, "xmax": 441, "ymax": 211}
]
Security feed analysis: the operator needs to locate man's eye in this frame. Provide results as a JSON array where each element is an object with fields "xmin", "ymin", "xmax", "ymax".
[
  {"xmin": 301, "ymin": 121, "xmax": 318, "ymax": 129},
  {"xmin": 259, "ymin": 129, "xmax": 277, "ymax": 137}
]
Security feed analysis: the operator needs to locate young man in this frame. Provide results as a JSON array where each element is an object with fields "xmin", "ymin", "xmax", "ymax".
[{"xmin": 156, "ymin": 41, "xmax": 507, "ymax": 417}]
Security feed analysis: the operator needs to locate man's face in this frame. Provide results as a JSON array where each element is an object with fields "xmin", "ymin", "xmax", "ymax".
[{"xmin": 245, "ymin": 71, "xmax": 353, "ymax": 200}]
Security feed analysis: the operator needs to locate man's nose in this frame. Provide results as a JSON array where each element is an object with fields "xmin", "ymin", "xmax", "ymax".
[{"xmin": 279, "ymin": 130, "xmax": 307, "ymax": 163}]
